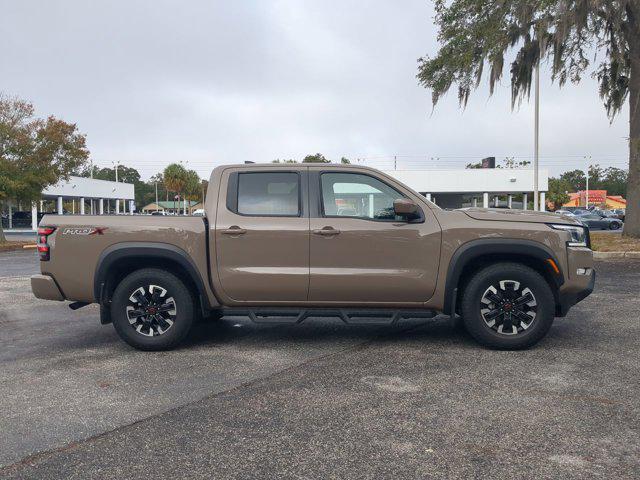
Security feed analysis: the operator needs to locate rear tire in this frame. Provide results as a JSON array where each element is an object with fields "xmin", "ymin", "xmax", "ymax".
[
  {"xmin": 609, "ymin": 222, "xmax": 621, "ymax": 230},
  {"xmin": 460, "ymin": 262, "xmax": 555, "ymax": 349},
  {"xmin": 111, "ymin": 268, "xmax": 195, "ymax": 351}
]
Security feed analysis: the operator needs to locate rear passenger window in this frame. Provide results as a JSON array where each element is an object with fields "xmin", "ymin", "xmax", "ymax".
[{"xmin": 237, "ymin": 172, "xmax": 300, "ymax": 216}]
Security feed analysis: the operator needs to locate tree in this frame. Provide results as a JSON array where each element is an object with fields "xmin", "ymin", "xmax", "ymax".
[
  {"xmin": 183, "ymin": 169, "xmax": 202, "ymax": 202},
  {"xmin": 0, "ymin": 94, "xmax": 89, "ymax": 242},
  {"xmin": 418, "ymin": 1, "xmax": 640, "ymax": 237},
  {"xmin": 163, "ymin": 163, "xmax": 189, "ymax": 213},
  {"xmin": 601, "ymin": 167, "xmax": 628, "ymax": 195},
  {"xmin": 559, "ymin": 169, "xmax": 587, "ymax": 191},
  {"xmin": 273, "ymin": 153, "xmax": 342, "ymax": 163},
  {"xmin": 302, "ymin": 153, "xmax": 330, "ymax": 163},
  {"xmin": 547, "ymin": 177, "xmax": 572, "ymax": 210}
]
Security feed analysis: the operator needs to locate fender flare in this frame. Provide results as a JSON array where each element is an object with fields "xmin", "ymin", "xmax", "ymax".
[
  {"xmin": 93, "ymin": 242, "xmax": 215, "ymax": 311},
  {"xmin": 442, "ymin": 239, "xmax": 565, "ymax": 315}
]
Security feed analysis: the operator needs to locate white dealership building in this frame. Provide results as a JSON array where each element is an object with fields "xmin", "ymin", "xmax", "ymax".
[
  {"xmin": 383, "ymin": 168, "xmax": 549, "ymax": 210},
  {"xmin": 4, "ymin": 176, "xmax": 135, "ymax": 231}
]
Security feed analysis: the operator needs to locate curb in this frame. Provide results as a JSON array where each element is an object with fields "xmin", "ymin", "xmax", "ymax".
[
  {"xmin": 22, "ymin": 244, "xmax": 37, "ymax": 250},
  {"xmin": 593, "ymin": 251, "xmax": 640, "ymax": 259}
]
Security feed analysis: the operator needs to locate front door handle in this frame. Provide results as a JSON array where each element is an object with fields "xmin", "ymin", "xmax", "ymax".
[
  {"xmin": 221, "ymin": 226, "xmax": 247, "ymax": 235},
  {"xmin": 313, "ymin": 227, "xmax": 340, "ymax": 236}
]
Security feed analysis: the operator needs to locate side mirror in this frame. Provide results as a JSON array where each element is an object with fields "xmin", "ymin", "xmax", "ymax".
[{"xmin": 393, "ymin": 198, "xmax": 418, "ymax": 217}]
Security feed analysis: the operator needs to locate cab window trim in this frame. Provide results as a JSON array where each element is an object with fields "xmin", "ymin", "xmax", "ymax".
[
  {"xmin": 226, "ymin": 170, "xmax": 303, "ymax": 218},
  {"xmin": 317, "ymin": 171, "xmax": 424, "ymax": 223}
]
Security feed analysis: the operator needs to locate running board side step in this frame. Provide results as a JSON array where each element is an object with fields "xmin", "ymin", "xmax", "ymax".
[{"xmin": 219, "ymin": 308, "xmax": 438, "ymax": 326}]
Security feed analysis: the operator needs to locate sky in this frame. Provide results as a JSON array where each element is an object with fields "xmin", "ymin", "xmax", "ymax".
[{"xmin": 2, "ymin": 0, "xmax": 630, "ymax": 180}]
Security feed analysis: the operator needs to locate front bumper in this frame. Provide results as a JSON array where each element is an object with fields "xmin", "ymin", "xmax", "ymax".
[
  {"xmin": 557, "ymin": 269, "xmax": 595, "ymax": 316},
  {"xmin": 31, "ymin": 274, "xmax": 64, "ymax": 301}
]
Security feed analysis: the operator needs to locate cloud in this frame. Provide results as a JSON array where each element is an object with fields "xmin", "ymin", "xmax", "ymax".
[{"xmin": 2, "ymin": 0, "xmax": 628, "ymax": 179}]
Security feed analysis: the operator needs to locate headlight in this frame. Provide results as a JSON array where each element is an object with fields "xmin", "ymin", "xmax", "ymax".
[{"xmin": 549, "ymin": 224, "xmax": 588, "ymax": 247}]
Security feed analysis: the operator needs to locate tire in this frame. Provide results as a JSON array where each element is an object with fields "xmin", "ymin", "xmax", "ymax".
[
  {"xmin": 460, "ymin": 262, "xmax": 555, "ymax": 349},
  {"xmin": 609, "ymin": 222, "xmax": 621, "ymax": 230},
  {"xmin": 111, "ymin": 268, "xmax": 195, "ymax": 351}
]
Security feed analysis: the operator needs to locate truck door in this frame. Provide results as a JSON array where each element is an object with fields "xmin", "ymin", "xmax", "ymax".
[
  {"xmin": 308, "ymin": 169, "xmax": 441, "ymax": 304},
  {"xmin": 213, "ymin": 168, "xmax": 309, "ymax": 303}
]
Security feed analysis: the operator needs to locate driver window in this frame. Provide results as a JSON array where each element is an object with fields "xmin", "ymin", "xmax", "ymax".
[{"xmin": 320, "ymin": 172, "xmax": 405, "ymax": 220}]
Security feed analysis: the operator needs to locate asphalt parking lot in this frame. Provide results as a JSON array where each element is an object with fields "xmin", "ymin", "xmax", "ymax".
[{"xmin": 0, "ymin": 252, "xmax": 638, "ymax": 479}]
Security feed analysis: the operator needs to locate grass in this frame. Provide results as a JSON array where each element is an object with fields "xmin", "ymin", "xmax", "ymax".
[
  {"xmin": 590, "ymin": 232, "xmax": 640, "ymax": 252},
  {"xmin": 0, "ymin": 241, "xmax": 34, "ymax": 252}
]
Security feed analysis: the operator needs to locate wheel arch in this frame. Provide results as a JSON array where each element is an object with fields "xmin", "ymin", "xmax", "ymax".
[
  {"xmin": 94, "ymin": 242, "xmax": 217, "ymax": 318},
  {"xmin": 443, "ymin": 239, "xmax": 565, "ymax": 316}
]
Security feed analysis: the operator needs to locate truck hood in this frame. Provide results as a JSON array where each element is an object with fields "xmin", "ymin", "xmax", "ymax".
[{"xmin": 460, "ymin": 208, "xmax": 580, "ymax": 225}]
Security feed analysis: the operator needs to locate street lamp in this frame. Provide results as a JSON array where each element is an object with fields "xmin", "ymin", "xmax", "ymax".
[
  {"xmin": 584, "ymin": 155, "xmax": 591, "ymax": 208},
  {"xmin": 533, "ymin": 57, "xmax": 540, "ymax": 212}
]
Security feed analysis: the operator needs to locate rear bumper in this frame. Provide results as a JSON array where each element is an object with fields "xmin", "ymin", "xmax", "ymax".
[
  {"xmin": 31, "ymin": 274, "xmax": 64, "ymax": 301},
  {"xmin": 557, "ymin": 269, "xmax": 595, "ymax": 316}
]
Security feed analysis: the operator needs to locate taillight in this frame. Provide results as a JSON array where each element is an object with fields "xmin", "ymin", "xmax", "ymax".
[{"xmin": 37, "ymin": 226, "xmax": 56, "ymax": 261}]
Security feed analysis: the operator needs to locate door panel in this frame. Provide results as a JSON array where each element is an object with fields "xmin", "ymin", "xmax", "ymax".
[
  {"xmin": 308, "ymin": 170, "xmax": 441, "ymax": 304},
  {"xmin": 213, "ymin": 168, "xmax": 309, "ymax": 303}
]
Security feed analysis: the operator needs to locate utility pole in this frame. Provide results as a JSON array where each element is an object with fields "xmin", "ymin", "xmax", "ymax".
[
  {"xmin": 584, "ymin": 155, "xmax": 591, "ymax": 208},
  {"xmin": 533, "ymin": 58, "xmax": 540, "ymax": 211},
  {"xmin": 112, "ymin": 161, "xmax": 120, "ymax": 182},
  {"xmin": 394, "ymin": 155, "xmax": 397, "ymax": 170},
  {"xmin": 155, "ymin": 181, "xmax": 159, "ymax": 211}
]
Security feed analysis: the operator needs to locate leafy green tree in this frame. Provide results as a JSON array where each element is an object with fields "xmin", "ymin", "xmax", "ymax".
[
  {"xmin": 0, "ymin": 94, "xmax": 89, "ymax": 242},
  {"xmin": 302, "ymin": 153, "xmax": 330, "ymax": 163},
  {"xmin": 340, "ymin": 157, "xmax": 351, "ymax": 164},
  {"xmin": 163, "ymin": 163, "xmax": 190, "ymax": 213},
  {"xmin": 418, "ymin": 1, "xmax": 640, "ymax": 237},
  {"xmin": 600, "ymin": 167, "xmax": 628, "ymax": 196},
  {"xmin": 183, "ymin": 169, "xmax": 202, "ymax": 202},
  {"xmin": 559, "ymin": 169, "xmax": 587, "ymax": 191},
  {"xmin": 547, "ymin": 177, "xmax": 572, "ymax": 210}
]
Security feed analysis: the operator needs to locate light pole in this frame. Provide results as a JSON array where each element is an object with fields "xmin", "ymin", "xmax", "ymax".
[
  {"xmin": 533, "ymin": 58, "xmax": 540, "ymax": 211},
  {"xmin": 112, "ymin": 161, "xmax": 120, "ymax": 214},
  {"xmin": 584, "ymin": 155, "xmax": 591, "ymax": 208},
  {"xmin": 112, "ymin": 161, "xmax": 120, "ymax": 182}
]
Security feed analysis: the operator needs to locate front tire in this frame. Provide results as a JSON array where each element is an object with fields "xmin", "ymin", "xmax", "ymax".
[
  {"xmin": 609, "ymin": 222, "xmax": 621, "ymax": 230},
  {"xmin": 111, "ymin": 268, "xmax": 195, "ymax": 351},
  {"xmin": 460, "ymin": 262, "xmax": 555, "ymax": 349}
]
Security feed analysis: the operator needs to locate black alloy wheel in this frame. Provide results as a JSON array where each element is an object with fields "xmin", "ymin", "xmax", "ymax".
[
  {"xmin": 461, "ymin": 262, "xmax": 555, "ymax": 349},
  {"xmin": 126, "ymin": 285, "xmax": 177, "ymax": 337},
  {"xmin": 111, "ymin": 268, "xmax": 195, "ymax": 350},
  {"xmin": 479, "ymin": 280, "xmax": 537, "ymax": 335}
]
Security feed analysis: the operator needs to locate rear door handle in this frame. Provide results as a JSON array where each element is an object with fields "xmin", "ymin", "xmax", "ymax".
[
  {"xmin": 313, "ymin": 227, "xmax": 340, "ymax": 236},
  {"xmin": 221, "ymin": 226, "xmax": 247, "ymax": 235}
]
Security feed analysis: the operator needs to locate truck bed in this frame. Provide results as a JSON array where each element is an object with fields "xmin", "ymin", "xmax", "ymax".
[{"xmin": 38, "ymin": 214, "xmax": 211, "ymax": 304}]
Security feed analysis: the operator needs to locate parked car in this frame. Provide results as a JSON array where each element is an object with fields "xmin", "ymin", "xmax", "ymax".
[
  {"xmin": 554, "ymin": 209, "xmax": 575, "ymax": 216},
  {"xmin": 573, "ymin": 212, "xmax": 623, "ymax": 230},
  {"xmin": 610, "ymin": 209, "xmax": 626, "ymax": 222},
  {"xmin": 31, "ymin": 163, "xmax": 595, "ymax": 351}
]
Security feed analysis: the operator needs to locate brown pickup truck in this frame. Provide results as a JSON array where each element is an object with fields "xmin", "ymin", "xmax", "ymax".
[{"xmin": 31, "ymin": 163, "xmax": 595, "ymax": 351}]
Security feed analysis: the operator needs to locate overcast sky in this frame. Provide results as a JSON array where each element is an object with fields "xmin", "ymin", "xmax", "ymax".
[{"xmin": 2, "ymin": 0, "xmax": 630, "ymax": 180}]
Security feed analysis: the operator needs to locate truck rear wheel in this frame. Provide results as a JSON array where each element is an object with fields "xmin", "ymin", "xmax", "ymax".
[
  {"xmin": 111, "ymin": 268, "xmax": 195, "ymax": 351},
  {"xmin": 460, "ymin": 262, "xmax": 555, "ymax": 349}
]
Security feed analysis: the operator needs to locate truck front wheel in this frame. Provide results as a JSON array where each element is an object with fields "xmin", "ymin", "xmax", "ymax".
[
  {"xmin": 111, "ymin": 268, "xmax": 195, "ymax": 351},
  {"xmin": 460, "ymin": 262, "xmax": 555, "ymax": 349}
]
